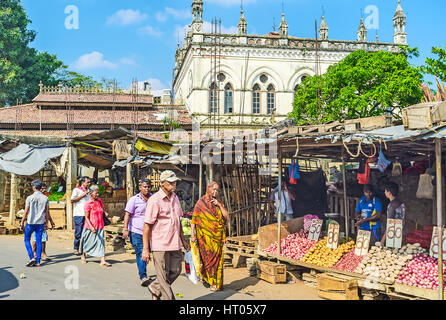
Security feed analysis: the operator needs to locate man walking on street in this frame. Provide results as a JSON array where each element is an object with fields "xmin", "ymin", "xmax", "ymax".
[
  {"xmin": 71, "ymin": 176, "xmax": 91, "ymax": 255},
  {"xmin": 20, "ymin": 180, "xmax": 52, "ymax": 267},
  {"xmin": 123, "ymin": 178, "xmax": 154, "ymax": 287},
  {"xmin": 142, "ymin": 170, "xmax": 190, "ymax": 300}
]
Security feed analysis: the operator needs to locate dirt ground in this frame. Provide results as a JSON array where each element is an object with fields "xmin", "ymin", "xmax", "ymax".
[{"xmin": 5, "ymin": 229, "xmax": 322, "ymax": 300}]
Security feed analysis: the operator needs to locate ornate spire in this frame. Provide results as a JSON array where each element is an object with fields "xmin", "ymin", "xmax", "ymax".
[
  {"xmin": 357, "ymin": 17, "xmax": 367, "ymax": 42},
  {"xmin": 393, "ymin": 0, "xmax": 407, "ymax": 44},
  {"xmin": 191, "ymin": 0, "xmax": 203, "ymax": 22},
  {"xmin": 279, "ymin": 13, "xmax": 288, "ymax": 37},
  {"xmin": 319, "ymin": 15, "xmax": 328, "ymax": 40},
  {"xmin": 238, "ymin": 7, "xmax": 247, "ymax": 35}
]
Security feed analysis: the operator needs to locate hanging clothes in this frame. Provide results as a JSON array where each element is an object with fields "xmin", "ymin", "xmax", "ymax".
[
  {"xmin": 416, "ymin": 173, "xmax": 434, "ymax": 199},
  {"xmin": 391, "ymin": 161, "xmax": 402, "ymax": 176},
  {"xmin": 357, "ymin": 158, "xmax": 374, "ymax": 185},
  {"xmin": 288, "ymin": 160, "xmax": 300, "ymax": 185}
]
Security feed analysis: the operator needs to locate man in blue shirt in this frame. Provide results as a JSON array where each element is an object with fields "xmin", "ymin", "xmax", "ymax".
[{"xmin": 354, "ymin": 184, "xmax": 383, "ymax": 245}]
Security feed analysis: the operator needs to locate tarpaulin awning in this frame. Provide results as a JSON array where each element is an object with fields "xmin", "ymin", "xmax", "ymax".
[
  {"xmin": 135, "ymin": 138, "xmax": 173, "ymax": 155},
  {"xmin": 0, "ymin": 144, "xmax": 66, "ymax": 176}
]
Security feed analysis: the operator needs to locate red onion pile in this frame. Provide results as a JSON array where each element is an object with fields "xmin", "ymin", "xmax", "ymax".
[
  {"xmin": 333, "ymin": 249, "xmax": 364, "ymax": 273},
  {"xmin": 263, "ymin": 231, "xmax": 317, "ymax": 261},
  {"xmin": 396, "ymin": 254, "xmax": 446, "ymax": 290}
]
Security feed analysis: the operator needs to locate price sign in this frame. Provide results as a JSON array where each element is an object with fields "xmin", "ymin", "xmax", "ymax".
[
  {"xmin": 308, "ymin": 219, "xmax": 323, "ymax": 241},
  {"xmin": 386, "ymin": 219, "xmax": 403, "ymax": 249},
  {"xmin": 355, "ymin": 230, "xmax": 371, "ymax": 256},
  {"xmin": 429, "ymin": 227, "xmax": 446, "ymax": 260},
  {"xmin": 326, "ymin": 223, "xmax": 340, "ymax": 249}
]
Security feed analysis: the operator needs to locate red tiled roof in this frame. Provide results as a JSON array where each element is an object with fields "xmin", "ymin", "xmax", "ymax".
[
  {"xmin": 33, "ymin": 92, "xmax": 153, "ymax": 104},
  {"xmin": 0, "ymin": 104, "xmax": 192, "ymax": 126}
]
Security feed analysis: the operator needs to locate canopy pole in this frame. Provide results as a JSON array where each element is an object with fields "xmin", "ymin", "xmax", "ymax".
[
  {"xmin": 65, "ymin": 145, "xmax": 77, "ymax": 230},
  {"xmin": 342, "ymin": 157, "xmax": 349, "ymax": 240},
  {"xmin": 9, "ymin": 173, "xmax": 18, "ymax": 226},
  {"xmin": 277, "ymin": 147, "xmax": 282, "ymax": 255},
  {"xmin": 435, "ymin": 138, "xmax": 444, "ymax": 300},
  {"xmin": 126, "ymin": 162, "xmax": 134, "ymax": 201},
  {"xmin": 199, "ymin": 161, "xmax": 203, "ymax": 199}
]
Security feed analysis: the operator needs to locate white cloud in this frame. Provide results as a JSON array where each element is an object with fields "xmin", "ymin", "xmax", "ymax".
[
  {"xmin": 139, "ymin": 25, "xmax": 163, "ymax": 37},
  {"xmin": 206, "ymin": 0, "xmax": 257, "ymax": 6},
  {"xmin": 156, "ymin": 7, "xmax": 192, "ymax": 22},
  {"xmin": 107, "ymin": 9, "xmax": 147, "ymax": 26},
  {"xmin": 72, "ymin": 51, "xmax": 118, "ymax": 70},
  {"xmin": 119, "ymin": 57, "xmax": 139, "ymax": 67}
]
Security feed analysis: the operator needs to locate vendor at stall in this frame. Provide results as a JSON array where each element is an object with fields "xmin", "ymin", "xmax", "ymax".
[
  {"xmin": 354, "ymin": 184, "xmax": 383, "ymax": 244},
  {"xmin": 381, "ymin": 182, "xmax": 406, "ymax": 245},
  {"xmin": 269, "ymin": 178, "xmax": 296, "ymax": 222}
]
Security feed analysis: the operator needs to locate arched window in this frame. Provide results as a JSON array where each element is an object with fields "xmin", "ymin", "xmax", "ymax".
[
  {"xmin": 294, "ymin": 84, "xmax": 299, "ymax": 93},
  {"xmin": 224, "ymin": 83, "xmax": 233, "ymax": 113},
  {"xmin": 209, "ymin": 82, "xmax": 218, "ymax": 113},
  {"xmin": 267, "ymin": 84, "xmax": 275, "ymax": 114},
  {"xmin": 252, "ymin": 84, "xmax": 260, "ymax": 114}
]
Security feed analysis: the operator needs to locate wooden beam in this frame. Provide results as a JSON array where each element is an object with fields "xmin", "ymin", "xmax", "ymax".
[
  {"xmin": 126, "ymin": 162, "xmax": 134, "ymax": 201},
  {"xmin": 65, "ymin": 146, "xmax": 77, "ymax": 230},
  {"xmin": 435, "ymin": 138, "xmax": 444, "ymax": 300}
]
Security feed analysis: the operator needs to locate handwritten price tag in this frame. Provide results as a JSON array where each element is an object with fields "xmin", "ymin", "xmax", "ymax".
[
  {"xmin": 326, "ymin": 223, "xmax": 340, "ymax": 249},
  {"xmin": 386, "ymin": 219, "xmax": 403, "ymax": 249},
  {"xmin": 308, "ymin": 219, "xmax": 323, "ymax": 241},
  {"xmin": 429, "ymin": 227, "xmax": 446, "ymax": 260},
  {"xmin": 355, "ymin": 230, "xmax": 371, "ymax": 256}
]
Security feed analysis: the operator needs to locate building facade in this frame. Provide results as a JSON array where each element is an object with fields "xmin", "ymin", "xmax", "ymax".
[{"xmin": 173, "ymin": 0, "xmax": 408, "ymax": 129}]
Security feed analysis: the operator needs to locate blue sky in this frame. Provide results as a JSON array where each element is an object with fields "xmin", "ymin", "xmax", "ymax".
[{"xmin": 21, "ymin": 0, "xmax": 445, "ymax": 91}]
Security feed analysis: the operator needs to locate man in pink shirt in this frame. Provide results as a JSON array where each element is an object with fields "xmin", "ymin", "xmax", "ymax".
[{"xmin": 142, "ymin": 170, "xmax": 190, "ymax": 300}]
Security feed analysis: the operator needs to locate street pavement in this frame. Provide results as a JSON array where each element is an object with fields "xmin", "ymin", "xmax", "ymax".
[{"xmin": 0, "ymin": 236, "xmax": 255, "ymax": 300}]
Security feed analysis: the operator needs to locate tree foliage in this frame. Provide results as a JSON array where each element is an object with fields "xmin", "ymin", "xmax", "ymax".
[
  {"xmin": 290, "ymin": 49, "xmax": 424, "ymax": 124},
  {"xmin": 424, "ymin": 45, "xmax": 446, "ymax": 82},
  {"xmin": 0, "ymin": 0, "xmax": 97, "ymax": 106}
]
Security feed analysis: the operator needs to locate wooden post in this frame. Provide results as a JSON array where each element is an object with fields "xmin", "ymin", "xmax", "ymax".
[
  {"xmin": 277, "ymin": 147, "xmax": 282, "ymax": 255},
  {"xmin": 199, "ymin": 161, "xmax": 203, "ymax": 199},
  {"xmin": 126, "ymin": 162, "xmax": 134, "ymax": 201},
  {"xmin": 435, "ymin": 138, "xmax": 444, "ymax": 300},
  {"xmin": 9, "ymin": 173, "xmax": 18, "ymax": 226},
  {"xmin": 65, "ymin": 146, "xmax": 77, "ymax": 230},
  {"xmin": 342, "ymin": 157, "xmax": 349, "ymax": 240}
]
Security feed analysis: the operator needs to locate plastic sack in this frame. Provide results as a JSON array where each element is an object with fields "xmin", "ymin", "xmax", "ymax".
[
  {"xmin": 184, "ymin": 251, "xmax": 198, "ymax": 285},
  {"xmin": 391, "ymin": 161, "xmax": 402, "ymax": 176},
  {"xmin": 377, "ymin": 148, "xmax": 391, "ymax": 173},
  {"xmin": 416, "ymin": 173, "xmax": 434, "ymax": 199},
  {"xmin": 190, "ymin": 240, "xmax": 202, "ymax": 279}
]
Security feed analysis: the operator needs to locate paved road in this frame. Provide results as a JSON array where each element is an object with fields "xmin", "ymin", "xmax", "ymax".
[{"xmin": 0, "ymin": 236, "xmax": 255, "ymax": 300}]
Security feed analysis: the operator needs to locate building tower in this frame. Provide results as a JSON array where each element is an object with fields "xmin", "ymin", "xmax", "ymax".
[
  {"xmin": 393, "ymin": 0, "xmax": 407, "ymax": 45},
  {"xmin": 238, "ymin": 7, "xmax": 247, "ymax": 35},
  {"xmin": 279, "ymin": 13, "xmax": 288, "ymax": 38},
  {"xmin": 357, "ymin": 17, "xmax": 367, "ymax": 42},
  {"xmin": 319, "ymin": 16, "xmax": 328, "ymax": 41},
  {"xmin": 191, "ymin": 0, "xmax": 204, "ymax": 33}
]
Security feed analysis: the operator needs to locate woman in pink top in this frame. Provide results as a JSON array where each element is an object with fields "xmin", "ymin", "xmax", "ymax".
[{"xmin": 80, "ymin": 185, "xmax": 111, "ymax": 267}]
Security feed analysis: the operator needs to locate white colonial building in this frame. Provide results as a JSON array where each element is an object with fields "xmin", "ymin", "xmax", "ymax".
[{"xmin": 173, "ymin": 0, "xmax": 408, "ymax": 129}]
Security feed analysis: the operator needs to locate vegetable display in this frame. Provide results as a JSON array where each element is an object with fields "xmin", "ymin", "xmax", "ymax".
[
  {"xmin": 263, "ymin": 230, "xmax": 317, "ymax": 261},
  {"xmin": 333, "ymin": 249, "xmax": 364, "ymax": 273},
  {"xmin": 301, "ymin": 238, "xmax": 355, "ymax": 267},
  {"xmin": 397, "ymin": 254, "xmax": 446, "ymax": 290},
  {"xmin": 354, "ymin": 243, "xmax": 426, "ymax": 282}
]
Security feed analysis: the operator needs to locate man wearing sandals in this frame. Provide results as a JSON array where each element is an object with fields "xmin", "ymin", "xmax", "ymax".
[
  {"xmin": 142, "ymin": 171, "xmax": 190, "ymax": 300},
  {"xmin": 20, "ymin": 180, "xmax": 53, "ymax": 267}
]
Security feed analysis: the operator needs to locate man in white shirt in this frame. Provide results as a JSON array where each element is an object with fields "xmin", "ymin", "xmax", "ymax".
[
  {"xmin": 71, "ymin": 176, "xmax": 91, "ymax": 255},
  {"xmin": 269, "ymin": 179, "xmax": 296, "ymax": 222}
]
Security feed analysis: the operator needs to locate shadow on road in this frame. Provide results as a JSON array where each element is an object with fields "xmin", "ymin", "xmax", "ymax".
[
  {"xmin": 193, "ymin": 276, "xmax": 258, "ymax": 300},
  {"xmin": 0, "ymin": 267, "xmax": 19, "ymax": 298}
]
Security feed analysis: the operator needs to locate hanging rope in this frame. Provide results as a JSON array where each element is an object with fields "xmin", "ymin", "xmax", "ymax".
[
  {"xmin": 342, "ymin": 138, "xmax": 377, "ymax": 158},
  {"xmin": 293, "ymin": 138, "xmax": 299, "ymax": 157},
  {"xmin": 379, "ymin": 138, "xmax": 388, "ymax": 150}
]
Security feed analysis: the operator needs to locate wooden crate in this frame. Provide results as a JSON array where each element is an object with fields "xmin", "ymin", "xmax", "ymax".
[
  {"xmin": 5, "ymin": 225, "xmax": 20, "ymax": 235},
  {"xmin": 0, "ymin": 226, "xmax": 6, "ymax": 235},
  {"xmin": 391, "ymin": 283, "xmax": 446, "ymax": 300},
  {"xmin": 49, "ymin": 203, "xmax": 66, "ymax": 229},
  {"xmin": 316, "ymin": 273, "xmax": 359, "ymax": 300},
  {"xmin": 257, "ymin": 261, "xmax": 287, "ymax": 284},
  {"xmin": 402, "ymin": 101, "xmax": 446, "ymax": 129},
  {"xmin": 225, "ymin": 235, "xmax": 258, "ymax": 257},
  {"xmin": 345, "ymin": 115, "xmax": 392, "ymax": 131}
]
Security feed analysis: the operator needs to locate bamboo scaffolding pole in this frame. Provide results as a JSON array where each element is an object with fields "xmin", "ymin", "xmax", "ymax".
[
  {"xmin": 342, "ymin": 157, "xmax": 349, "ymax": 240},
  {"xmin": 277, "ymin": 147, "xmax": 283, "ymax": 255}
]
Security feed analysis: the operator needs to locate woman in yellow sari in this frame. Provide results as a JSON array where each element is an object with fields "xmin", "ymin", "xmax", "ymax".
[{"xmin": 191, "ymin": 181, "xmax": 229, "ymax": 291}]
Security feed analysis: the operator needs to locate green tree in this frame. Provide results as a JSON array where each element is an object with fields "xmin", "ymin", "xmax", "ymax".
[
  {"xmin": 290, "ymin": 49, "xmax": 424, "ymax": 124},
  {"xmin": 424, "ymin": 45, "xmax": 446, "ymax": 82}
]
